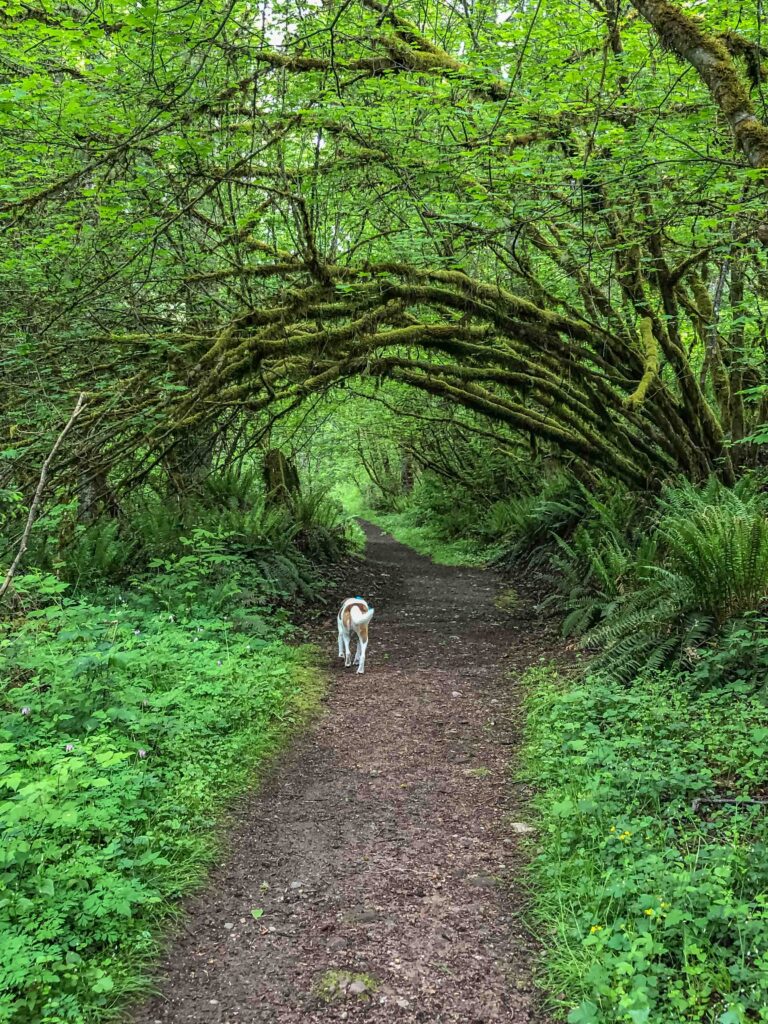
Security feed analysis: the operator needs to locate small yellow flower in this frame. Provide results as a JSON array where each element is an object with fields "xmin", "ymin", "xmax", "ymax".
[
  {"xmin": 590, "ymin": 925, "xmax": 603, "ymax": 934},
  {"xmin": 660, "ymin": 901, "xmax": 670, "ymax": 910},
  {"xmin": 644, "ymin": 908, "xmax": 655, "ymax": 917},
  {"xmin": 609, "ymin": 826, "xmax": 616, "ymax": 833}
]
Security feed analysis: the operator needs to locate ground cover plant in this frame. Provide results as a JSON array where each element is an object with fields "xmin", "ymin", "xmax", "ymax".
[
  {"xmin": 0, "ymin": 565, "xmax": 322, "ymax": 1024},
  {"xmin": 523, "ymin": 664, "xmax": 768, "ymax": 1024},
  {"xmin": 0, "ymin": 458, "xmax": 357, "ymax": 1023}
]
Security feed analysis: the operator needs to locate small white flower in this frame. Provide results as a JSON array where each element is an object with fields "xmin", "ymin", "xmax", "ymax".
[{"xmin": 20, "ymin": 707, "xmax": 31, "ymax": 716}]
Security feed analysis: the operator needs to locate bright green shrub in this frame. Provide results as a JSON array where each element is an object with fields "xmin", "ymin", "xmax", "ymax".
[
  {"xmin": 524, "ymin": 666, "xmax": 768, "ymax": 1024},
  {"xmin": 0, "ymin": 571, "xmax": 319, "ymax": 1024},
  {"xmin": 659, "ymin": 503, "xmax": 768, "ymax": 625}
]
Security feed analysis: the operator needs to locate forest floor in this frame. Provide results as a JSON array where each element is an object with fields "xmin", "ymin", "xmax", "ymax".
[{"xmin": 132, "ymin": 522, "xmax": 562, "ymax": 1024}]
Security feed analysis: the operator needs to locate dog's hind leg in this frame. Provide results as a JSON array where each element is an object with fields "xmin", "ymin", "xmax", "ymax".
[
  {"xmin": 337, "ymin": 620, "xmax": 345, "ymax": 659},
  {"xmin": 342, "ymin": 630, "xmax": 352, "ymax": 667},
  {"xmin": 356, "ymin": 637, "xmax": 367, "ymax": 674}
]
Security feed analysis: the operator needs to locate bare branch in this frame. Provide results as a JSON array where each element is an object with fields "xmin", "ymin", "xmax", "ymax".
[{"xmin": 0, "ymin": 393, "xmax": 87, "ymax": 602}]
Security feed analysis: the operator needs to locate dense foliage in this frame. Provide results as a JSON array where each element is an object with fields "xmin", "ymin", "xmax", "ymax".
[
  {"xmin": 524, "ymin": 666, "xmax": 768, "ymax": 1024},
  {"xmin": 4, "ymin": 0, "xmax": 768, "ymax": 1020},
  {"xmin": 1, "ymin": 574, "xmax": 317, "ymax": 1024},
  {"xmin": 0, "ymin": 461, "xmax": 355, "ymax": 1022},
  {"xmin": 4, "ymin": 0, "xmax": 768, "ymax": 494}
]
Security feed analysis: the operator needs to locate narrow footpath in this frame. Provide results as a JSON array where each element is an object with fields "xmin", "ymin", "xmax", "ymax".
[{"xmin": 134, "ymin": 523, "xmax": 558, "ymax": 1023}]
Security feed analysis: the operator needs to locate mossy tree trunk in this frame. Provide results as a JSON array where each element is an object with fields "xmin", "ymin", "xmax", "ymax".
[{"xmin": 263, "ymin": 449, "xmax": 301, "ymax": 505}]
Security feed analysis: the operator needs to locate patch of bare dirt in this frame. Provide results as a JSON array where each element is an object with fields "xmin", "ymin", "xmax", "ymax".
[{"xmin": 132, "ymin": 523, "xmax": 561, "ymax": 1023}]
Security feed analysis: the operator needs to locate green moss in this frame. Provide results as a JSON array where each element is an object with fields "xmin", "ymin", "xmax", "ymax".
[
  {"xmin": 314, "ymin": 971, "xmax": 379, "ymax": 1003},
  {"xmin": 494, "ymin": 587, "xmax": 519, "ymax": 612},
  {"xmin": 625, "ymin": 318, "xmax": 660, "ymax": 409}
]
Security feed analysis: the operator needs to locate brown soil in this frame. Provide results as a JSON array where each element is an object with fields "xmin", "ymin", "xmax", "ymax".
[{"xmin": 132, "ymin": 523, "xmax": 561, "ymax": 1024}]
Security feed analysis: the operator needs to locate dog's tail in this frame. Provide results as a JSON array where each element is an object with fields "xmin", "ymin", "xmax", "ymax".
[{"xmin": 350, "ymin": 605, "xmax": 375, "ymax": 627}]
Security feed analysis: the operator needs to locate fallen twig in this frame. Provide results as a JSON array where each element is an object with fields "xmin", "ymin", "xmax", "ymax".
[{"xmin": 691, "ymin": 796, "xmax": 768, "ymax": 812}]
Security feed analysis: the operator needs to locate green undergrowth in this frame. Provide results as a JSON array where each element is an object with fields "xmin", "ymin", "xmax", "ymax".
[
  {"xmin": 523, "ymin": 665, "xmax": 768, "ymax": 1024},
  {"xmin": 0, "ymin": 571, "xmax": 326, "ymax": 1024}
]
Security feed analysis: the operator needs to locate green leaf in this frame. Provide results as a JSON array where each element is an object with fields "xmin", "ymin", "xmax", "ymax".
[
  {"xmin": 718, "ymin": 1011, "xmax": 743, "ymax": 1024},
  {"xmin": 568, "ymin": 1001, "xmax": 598, "ymax": 1024}
]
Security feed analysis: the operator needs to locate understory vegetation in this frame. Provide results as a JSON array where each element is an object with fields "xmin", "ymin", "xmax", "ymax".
[
  {"xmin": 350, "ymin": 402, "xmax": 768, "ymax": 1023},
  {"xmin": 524, "ymin": 668, "xmax": 768, "ymax": 1024},
  {"xmin": 0, "ymin": 466, "xmax": 355, "ymax": 1023}
]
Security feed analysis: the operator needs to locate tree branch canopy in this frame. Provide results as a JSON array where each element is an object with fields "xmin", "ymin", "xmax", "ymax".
[{"xmin": 3, "ymin": 0, "xmax": 768, "ymax": 493}]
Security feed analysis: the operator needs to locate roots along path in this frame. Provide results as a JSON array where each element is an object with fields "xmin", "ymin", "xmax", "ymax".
[{"xmin": 135, "ymin": 524, "xmax": 558, "ymax": 1023}]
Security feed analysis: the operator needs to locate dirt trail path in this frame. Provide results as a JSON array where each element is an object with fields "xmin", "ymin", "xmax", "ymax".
[{"xmin": 134, "ymin": 523, "xmax": 557, "ymax": 1024}]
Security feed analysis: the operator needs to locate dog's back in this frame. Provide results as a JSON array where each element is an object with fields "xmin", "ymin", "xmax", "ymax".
[
  {"xmin": 337, "ymin": 597, "xmax": 374, "ymax": 673},
  {"xmin": 339, "ymin": 598, "xmax": 373, "ymax": 632}
]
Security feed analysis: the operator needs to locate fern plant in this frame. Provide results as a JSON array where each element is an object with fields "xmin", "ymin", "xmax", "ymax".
[
  {"xmin": 65, "ymin": 520, "xmax": 139, "ymax": 586},
  {"xmin": 532, "ymin": 479, "xmax": 644, "ymax": 635},
  {"xmin": 548, "ymin": 531, "xmax": 658, "ymax": 638},
  {"xmin": 491, "ymin": 472, "xmax": 589, "ymax": 568},
  {"xmin": 203, "ymin": 465, "xmax": 264, "ymax": 509},
  {"xmin": 584, "ymin": 495, "xmax": 768, "ymax": 680},
  {"xmin": 288, "ymin": 488, "xmax": 348, "ymax": 560},
  {"xmin": 661, "ymin": 505, "xmax": 768, "ymax": 624}
]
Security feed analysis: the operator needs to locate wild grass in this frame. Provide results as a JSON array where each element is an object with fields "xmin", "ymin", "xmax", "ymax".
[{"xmin": 361, "ymin": 507, "xmax": 488, "ymax": 566}]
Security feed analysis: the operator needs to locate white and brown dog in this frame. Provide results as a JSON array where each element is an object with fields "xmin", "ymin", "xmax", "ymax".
[{"xmin": 337, "ymin": 597, "xmax": 374, "ymax": 674}]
